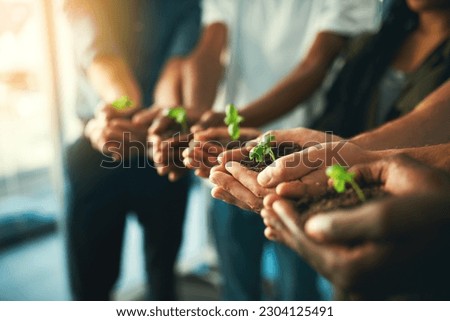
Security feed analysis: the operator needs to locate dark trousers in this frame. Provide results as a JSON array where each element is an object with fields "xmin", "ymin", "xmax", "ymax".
[
  {"xmin": 211, "ymin": 199, "xmax": 321, "ymax": 301},
  {"xmin": 64, "ymin": 137, "xmax": 188, "ymax": 300}
]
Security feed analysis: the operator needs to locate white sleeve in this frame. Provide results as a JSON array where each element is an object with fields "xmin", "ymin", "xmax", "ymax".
[
  {"xmin": 201, "ymin": 0, "xmax": 236, "ymax": 26},
  {"xmin": 317, "ymin": 0, "xmax": 381, "ymax": 36}
]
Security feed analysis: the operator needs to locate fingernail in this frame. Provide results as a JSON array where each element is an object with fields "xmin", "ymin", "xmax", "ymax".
[
  {"xmin": 257, "ymin": 171, "xmax": 270, "ymax": 186},
  {"xmin": 217, "ymin": 153, "xmax": 224, "ymax": 164},
  {"xmin": 304, "ymin": 215, "xmax": 331, "ymax": 235},
  {"xmin": 209, "ymin": 173, "xmax": 218, "ymax": 184},
  {"xmin": 225, "ymin": 161, "xmax": 234, "ymax": 171}
]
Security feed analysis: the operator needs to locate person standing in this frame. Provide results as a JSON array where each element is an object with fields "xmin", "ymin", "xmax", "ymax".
[
  {"xmin": 63, "ymin": 0, "xmax": 201, "ymax": 300},
  {"xmin": 176, "ymin": 0, "xmax": 380, "ymax": 300}
]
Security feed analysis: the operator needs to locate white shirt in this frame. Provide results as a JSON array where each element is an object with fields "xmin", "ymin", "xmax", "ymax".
[{"xmin": 202, "ymin": 0, "xmax": 380, "ymax": 131}]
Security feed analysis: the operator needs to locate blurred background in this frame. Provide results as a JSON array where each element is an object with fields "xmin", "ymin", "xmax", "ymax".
[
  {"xmin": 0, "ymin": 0, "xmax": 388, "ymax": 301},
  {"xmin": 0, "ymin": 0, "xmax": 241, "ymax": 300}
]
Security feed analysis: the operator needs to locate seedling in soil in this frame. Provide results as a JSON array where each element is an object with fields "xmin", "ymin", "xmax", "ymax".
[
  {"xmin": 112, "ymin": 96, "xmax": 133, "ymax": 110},
  {"xmin": 249, "ymin": 133, "xmax": 276, "ymax": 164},
  {"xmin": 166, "ymin": 106, "xmax": 188, "ymax": 133},
  {"xmin": 224, "ymin": 104, "xmax": 244, "ymax": 140},
  {"xmin": 326, "ymin": 164, "xmax": 366, "ymax": 202}
]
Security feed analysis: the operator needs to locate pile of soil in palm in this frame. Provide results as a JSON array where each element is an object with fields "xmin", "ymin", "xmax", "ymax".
[
  {"xmin": 295, "ymin": 184, "xmax": 389, "ymax": 227},
  {"xmin": 240, "ymin": 142, "xmax": 302, "ymax": 172}
]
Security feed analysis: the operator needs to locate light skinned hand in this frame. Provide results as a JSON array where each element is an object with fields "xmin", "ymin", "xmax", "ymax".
[{"xmin": 85, "ymin": 103, "xmax": 147, "ymax": 160}]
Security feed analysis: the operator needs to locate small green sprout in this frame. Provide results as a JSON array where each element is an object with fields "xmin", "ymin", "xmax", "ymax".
[
  {"xmin": 112, "ymin": 96, "xmax": 133, "ymax": 110},
  {"xmin": 326, "ymin": 164, "xmax": 366, "ymax": 202},
  {"xmin": 166, "ymin": 106, "xmax": 188, "ymax": 133},
  {"xmin": 249, "ymin": 133, "xmax": 276, "ymax": 164},
  {"xmin": 224, "ymin": 104, "xmax": 244, "ymax": 140}
]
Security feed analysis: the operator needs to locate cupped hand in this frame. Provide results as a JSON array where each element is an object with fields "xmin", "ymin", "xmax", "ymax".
[
  {"xmin": 257, "ymin": 141, "xmax": 379, "ymax": 198},
  {"xmin": 190, "ymin": 110, "xmax": 226, "ymax": 133},
  {"xmin": 208, "ymin": 147, "xmax": 274, "ymax": 213},
  {"xmin": 183, "ymin": 127, "xmax": 261, "ymax": 178},
  {"xmin": 304, "ymin": 155, "xmax": 450, "ymax": 243},
  {"xmin": 85, "ymin": 103, "xmax": 147, "ymax": 160}
]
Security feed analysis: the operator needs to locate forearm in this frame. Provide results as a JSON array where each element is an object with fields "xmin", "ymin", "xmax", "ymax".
[
  {"xmin": 153, "ymin": 57, "xmax": 184, "ymax": 106},
  {"xmin": 351, "ymin": 81, "xmax": 450, "ymax": 150},
  {"xmin": 240, "ymin": 32, "xmax": 346, "ymax": 127},
  {"xmin": 182, "ymin": 23, "xmax": 227, "ymax": 111},
  {"xmin": 377, "ymin": 144, "xmax": 450, "ymax": 172},
  {"xmin": 87, "ymin": 54, "xmax": 142, "ymax": 107}
]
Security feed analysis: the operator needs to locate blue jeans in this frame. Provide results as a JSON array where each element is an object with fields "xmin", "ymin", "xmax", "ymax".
[
  {"xmin": 211, "ymin": 199, "xmax": 321, "ymax": 300},
  {"xmin": 64, "ymin": 137, "xmax": 189, "ymax": 300}
]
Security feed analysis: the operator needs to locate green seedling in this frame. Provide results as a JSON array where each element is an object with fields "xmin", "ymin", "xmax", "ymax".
[
  {"xmin": 166, "ymin": 106, "xmax": 188, "ymax": 133},
  {"xmin": 224, "ymin": 104, "xmax": 244, "ymax": 140},
  {"xmin": 112, "ymin": 96, "xmax": 133, "ymax": 110},
  {"xmin": 326, "ymin": 164, "xmax": 366, "ymax": 202},
  {"xmin": 249, "ymin": 133, "xmax": 276, "ymax": 164}
]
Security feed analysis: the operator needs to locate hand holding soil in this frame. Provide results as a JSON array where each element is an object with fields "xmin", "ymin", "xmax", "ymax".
[
  {"xmin": 147, "ymin": 107, "xmax": 197, "ymax": 181},
  {"xmin": 209, "ymin": 133, "xmax": 303, "ymax": 212},
  {"xmin": 261, "ymin": 156, "xmax": 450, "ymax": 299},
  {"xmin": 257, "ymin": 141, "xmax": 378, "ymax": 190},
  {"xmin": 85, "ymin": 102, "xmax": 147, "ymax": 160},
  {"xmin": 183, "ymin": 127, "xmax": 261, "ymax": 178}
]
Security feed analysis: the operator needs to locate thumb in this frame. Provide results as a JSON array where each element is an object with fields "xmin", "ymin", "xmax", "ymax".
[
  {"xmin": 132, "ymin": 107, "xmax": 161, "ymax": 126},
  {"xmin": 304, "ymin": 202, "xmax": 382, "ymax": 243}
]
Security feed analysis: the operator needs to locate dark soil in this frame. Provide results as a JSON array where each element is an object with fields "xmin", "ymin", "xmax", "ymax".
[
  {"xmin": 295, "ymin": 184, "xmax": 389, "ymax": 227},
  {"xmin": 240, "ymin": 142, "xmax": 302, "ymax": 172},
  {"xmin": 159, "ymin": 123, "xmax": 190, "ymax": 140}
]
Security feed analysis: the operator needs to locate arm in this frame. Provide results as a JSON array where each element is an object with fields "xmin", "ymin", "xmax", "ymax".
[
  {"xmin": 240, "ymin": 32, "xmax": 347, "ymax": 127},
  {"xmin": 64, "ymin": 0, "xmax": 142, "ymax": 107},
  {"xmin": 87, "ymin": 55, "xmax": 142, "ymax": 107},
  {"xmin": 351, "ymin": 80, "xmax": 450, "ymax": 150},
  {"xmin": 181, "ymin": 22, "xmax": 227, "ymax": 112},
  {"xmin": 378, "ymin": 143, "xmax": 450, "ymax": 172}
]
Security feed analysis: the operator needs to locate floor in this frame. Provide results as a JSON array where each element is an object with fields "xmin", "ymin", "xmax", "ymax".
[{"xmin": 0, "ymin": 221, "xmax": 219, "ymax": 301}]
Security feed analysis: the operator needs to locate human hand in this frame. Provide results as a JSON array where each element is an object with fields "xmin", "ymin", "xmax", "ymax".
[
  {"xmin": 209, "ymin": 152, "xmax": 275, "ymax": 213},
  {"xmin": 305, "ymin": 155, "xmax": 450, "ymax": 242},
  {"xmin": 85, "ymin": 103, "xmax": 147, "ymax": 160},
  {"xmin": 183, "ymin": 127, "xmax": 261, "ymax": 178},
  {"xmin": 262, "ymin": 156, "xmax": 450, "ymax": 297},
  {"xmin": 207, "ymin": 129, "xmax": 330, "ymax": 212},
  {"xmin": 190, "ymin": 110, "xmax": 227, "ymax": 133},
  {"xmin": 257, "ymin": 140, "xmax": 379, "ymax": 199}
]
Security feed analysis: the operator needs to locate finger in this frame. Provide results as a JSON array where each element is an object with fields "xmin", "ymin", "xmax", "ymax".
[
  {"xmin": 194, "ymin": 127, "xmax": 229, "ymax": 141},
  {"xmin": 261, "ymin": 208, "xmax": 281, "ymax": 229},
  {"xmin": 168, "ymin": 167, "xmax": 187, "ymax": 182},
  {"xmin": 194, "ymin": 168, "xmax": 211, "ymax": 178},
  {"xmin": 225, "ymin": 161, "xmax": 272, "ymax": 198},
  {"xmin": 184, "ymin": 150, "xmax": 218, "ymax": 171},
  {"xmin": 210, "ymin": 171, "xmax": 263, "ymax": 212},
  {"xmin": 98, "ymin": 104, "xmax": 138, "ymax": 120},
  {"xmin": 272, "ymin": 199, "xmax": 303, "ymax": 237},
  {"xmin": 211, "ymin": 187, "xmax": 253, "ymax": 211},
  {"xmin": 132, "ymin": 107, "xmax": 161, "ymax": 126},
  {"xmin": 276, "ymin": 171, "xmax": 328, "ymax": 199},
  {"xmin": 191, "ymin": 111, "xmax": 223, "ymax": 133},
  {"xmin": 151, "ymin": 134, "xmax": 191, "ymax": 160},
  {"xmin": 217, "ymin": 147, "xmax": 251, "ymax": 164},
  {"xmin": 270, "ymin": 199, "xmax": 337, "ymax": 268},
  {"xmin": 264, "ymin": 227, "xmax": 278, "ymax": 241},
  {"xmin": 263, "ymin": 193, "xmax": 282, "ymax": 209},
  {"xmin": 304, "ymin": 202, "xmax": 384, "ymax": 243},
  {"xmin": 257, "ymin": 151, "xmax": 309, "ymax": 187},
  {"xmin": 149, "ymin": 116, "xmax": 174, "ymax": 135},
  {"xmin": 154, "ymin": 148, "xmax": 185, "ymax": 167}
]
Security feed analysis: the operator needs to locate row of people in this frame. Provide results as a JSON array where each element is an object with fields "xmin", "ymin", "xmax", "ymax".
[{"xmin": 65, "ymin": 0, "xmax": 450, "ymax": 300}]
